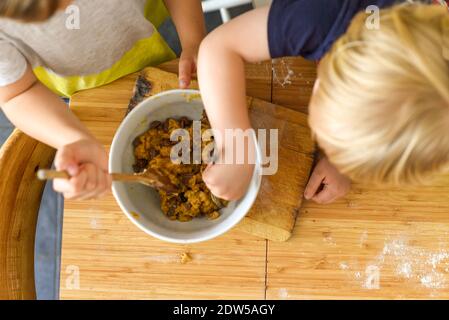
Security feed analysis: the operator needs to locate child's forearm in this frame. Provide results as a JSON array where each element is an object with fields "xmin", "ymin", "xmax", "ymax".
[
  {"xmin": 198, "ymin": 7, "xmax": 271, "ymax": 147},
  {"xmin": 198, "ymin": 38, "xmax": 251, "ymax": 147},
  {"xmin": 163, "ymin": 0, "xmax": 206, "ymax": 50},
  {"xmin": 2, "ymin": 81, "xmax": 94, "ymax": 149}
]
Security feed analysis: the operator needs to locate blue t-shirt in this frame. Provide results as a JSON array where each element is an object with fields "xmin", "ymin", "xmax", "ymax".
[{"xmin": 268, "ymin": 0, "xmax": 399, "ymax": 60}]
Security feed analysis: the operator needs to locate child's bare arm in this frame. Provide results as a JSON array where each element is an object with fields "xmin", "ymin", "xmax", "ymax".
[
  {"xmin": 1, "ymin": 65, "xmax": 93, "ymax": 148},
  {"xmin": 198, "ymin": 5, "xmax": 352, "ymax": 203},
  {"xmin": 164, "ymin": 0, "xmax": 206, "ymax": 88},
  {"xmin": 198, "ymin": 7, "xmax": 270, "ymax": 133},
  {"xmin": 197, "ymin": 7, "xmax": 271, "ymax": 200},
  {"xmin": 0, "ymin": 65, "xmax": 111, "ymax": 200}
]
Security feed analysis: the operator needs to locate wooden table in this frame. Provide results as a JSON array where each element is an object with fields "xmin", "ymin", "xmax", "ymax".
[{"xmin": 60, "ymin": 58, "xmax": 449, "ymax": 300}]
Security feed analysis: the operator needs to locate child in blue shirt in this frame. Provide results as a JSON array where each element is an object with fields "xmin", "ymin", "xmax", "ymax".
[{"xmin": 198, "ymin": 0, "xmax": 449, "ymax": 203}]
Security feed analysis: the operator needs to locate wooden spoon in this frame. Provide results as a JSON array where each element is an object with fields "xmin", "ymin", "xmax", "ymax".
[{"xmin": 37, "ymin": 169, "xmax": 178, "ymax": 194}]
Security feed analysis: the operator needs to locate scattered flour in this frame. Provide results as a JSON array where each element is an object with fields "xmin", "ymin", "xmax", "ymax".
[
  {"xmin": 90, "ymin": 218, "xmax": 100, "ymax": 229},
  {"xmin": 339, "ymin": 236, "xmax": 449, "ymax": 291},
  {"xmin": 322, "ymin": 233, "xmax": 337, "ymax": 246},
  {"xmin": 145, "ymin": 255, "xmax": 179, "ymax": 264},
  {"xmin": 278, "ymin": 288, "xmax": 290, "ymax": 299},
  {"xmin": 396, "ymin": 262, "xmax": 413, "ymax": 279},
  {"xmin": 420, "ymin": 274, "xmax": 446, "ymax": 289},
  {"xmin": 272, "ymin": 59, "xmax": 295, "ymax": 87},
  {"xmin": 359, "ymin": 231, "xmax": 368, "ymax": 248},
  {"xmin": 363, "ymin": 265, "xmax": 380, "ymax": 290},
  {"xmin": 380, "ymin": 238, "xmax": 449, "ymax": 289},
  {"xmin": 339, "ymin": 262, "xmax": 349, "ymax": 270}
]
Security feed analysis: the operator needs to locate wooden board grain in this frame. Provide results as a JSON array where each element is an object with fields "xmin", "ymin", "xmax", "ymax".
[
  {"xmin": 61, "ymin": 197, "xmax": 267, "ymax": 299},
  {"xmin": 241, "ymin": 99, "xmax": 314, "ymax": 241},
  {"xmin": 266, "ymin": 58, "xmax": 449, "ymax": 299},
  {"xmin": 61, "ymin": 58, "xmax": 449, "ymax": 300},
  {"xmin": 271, "ymin": 57, "xmax": 317, "ymax": 114},
  {"xmin": 61, "ymin": 62, "xmax": 272, "ymax": 300},
  {"xmin": 0, "ymin": 131, "xmax": 55, "ymax": 299},
  {"xmin": 131, "ymin": 67, "xmax": 315, "ymax": 241},
  {"xmin": 266, "ymin": 177, "xmax": 449, "ymax": 299}
]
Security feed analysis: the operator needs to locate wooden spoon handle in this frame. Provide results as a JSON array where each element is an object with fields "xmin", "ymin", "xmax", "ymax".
[
  {"xmin": 37, "ymin": 170, "xmax": 134, "ymax": 182},
  {"xmin": 111, "ymin": 172, "xmax": 177, "ymax": 194},
  {"xmin": 37, "ymin": 169, "xmax": 70, "ymax": 180},
  {"xmin": 37, "ymin": 170, "xmax": 175, "ymax": 193},
  {"xmin": 110, "ymin": 173, "xmax": 141, "ymax": 183},
  {"xmin": 37, "ymin": 170, "xmax": 153, "ymax": 182},
  {"xmin": 37, "ymin": 170, "xmax": 134, "ymax": 183},
  {"xmin": 37, "ymin": 170, "xmax": 178, "ymax": 193}
]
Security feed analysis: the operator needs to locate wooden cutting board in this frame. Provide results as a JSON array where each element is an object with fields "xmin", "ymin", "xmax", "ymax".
[{"xmin": 126, "ymin": 67, "xmax": 315, "ymax": 241}]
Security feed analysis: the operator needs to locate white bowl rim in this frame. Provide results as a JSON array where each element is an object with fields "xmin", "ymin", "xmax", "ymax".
[{"xmin": 109, "ymin": 89, "xmax": 262, "ymax": 244}]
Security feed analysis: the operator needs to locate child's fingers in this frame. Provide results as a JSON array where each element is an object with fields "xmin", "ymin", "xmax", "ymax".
[
  {"xmin": 202, "ymin": 165, "xmax": 228, "ymax": 197},
  {"xmin": 202, "ymin": 164, "xmax": 231, "ymax": 192},
  {"xmin": 304, "ymin": 169, "xmax": 325, "ymax": 200},
  {"xmin": 54, "ymin": 146, "xmax": 79, "ymax": 176},
  {"xmin": 84, "ymin": 163, "xmax": 98, "ymax": 191},
  {"xmin": 311, "ymin": 185, "xmax": 336, "ymax": 204},
  {"xmin": 179, "ymin": 58, "xmax": 193, "ymax": 88},
  {"xmin": 54, "ymin": 169, "xmax": 88, "ymax": 199},
  {"xmin": 76, "ymin": 164, "xmax": 100, "ymax": 200},
  {"xmin": 53, "ymin": 179, "xmax": 72, "ymax": 195},
  {"xmin": 202, "ymin": 163, "xmax": 217, "ymax": 186},
  {"xmin": 96, "ymin": 168, "xmax": 108, "ymax": 194},
  {"xmin": 54, "ymin": 164, "xmax": 96, "ymax": 200},
  {"xmin": 81, "ymin": 167, "xmax": 108, "ymax": 200},
  {"xmin": 98, "ymin": 172, "xmax": 113, "ymax": 198},
  {"xmin": 202, "ymin": 164, "xmax": 250, "ymax": 201},
  {"xmin": 78, "ymin": 167, "xmax": 112, "ymax": 200}
]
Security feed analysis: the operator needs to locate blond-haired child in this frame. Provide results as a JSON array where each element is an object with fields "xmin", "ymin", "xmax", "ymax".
[
  {"xmin": 0, "ymin": 0, "xmax": 205, "ymax": 199},
  {"xmin": 198, "ymin": 0, "xmax": 449, "ymax": 203}
]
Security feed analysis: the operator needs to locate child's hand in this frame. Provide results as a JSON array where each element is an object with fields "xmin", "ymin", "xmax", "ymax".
[
  {"xmin": 203, "ymin": 163, "xmax": 255, "ymax": 201},
  {"xmin": 53, "ymin": 139, "xmax": 112, "ymax": 200},
  {"xmin": 304, "ymin": 157, "xmax": 351, "ymax": 204},
  {"xmin": 179, "ymin": 46, "xmax": 198, "ymax": 89}
]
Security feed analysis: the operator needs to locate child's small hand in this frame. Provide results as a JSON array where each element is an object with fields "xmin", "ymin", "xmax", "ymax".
[
  {"xmin": 304, "ymin": 157, "xmax": 351, "ymax": 204},
  {"xmin": 179, "ymin": 46, "xmax": 198, "ymax": 89},
  {"xmin": 53, "ymin": 139, "xmax": 112, "ymax": 200},
  {"xmin": 203, "ymin": 163, "xmax": 255, "ymax": 201}
]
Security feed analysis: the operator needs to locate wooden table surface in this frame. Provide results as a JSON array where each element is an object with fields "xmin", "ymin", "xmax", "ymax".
[{"xmin": 60, "ymin": 58, "xmax": 449, "ymax": 300}]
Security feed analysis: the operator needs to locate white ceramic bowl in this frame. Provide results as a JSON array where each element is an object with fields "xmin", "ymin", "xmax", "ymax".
[{"xmin": 109, "ymin": 89, "xmax": 262, "ymax": 244}]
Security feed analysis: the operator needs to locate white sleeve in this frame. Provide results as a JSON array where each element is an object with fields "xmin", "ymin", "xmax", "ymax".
[{"xmin": 0, "ymin": 40, "xmax": 28, "ymax": 87}]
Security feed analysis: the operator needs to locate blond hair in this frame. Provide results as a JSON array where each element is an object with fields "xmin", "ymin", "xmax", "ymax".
[
  {"xmin": 0, "ymin": 0, "xmax": 60, "ymax": 22},
  {"xmin": 310, "ymin": 3, "xmax": 449, "ymax": 185}
]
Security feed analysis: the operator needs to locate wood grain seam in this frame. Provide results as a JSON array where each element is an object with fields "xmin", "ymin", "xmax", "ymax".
[{"xmin": 264, "ymin": 240, "xmax": 268, "ymax": 300}]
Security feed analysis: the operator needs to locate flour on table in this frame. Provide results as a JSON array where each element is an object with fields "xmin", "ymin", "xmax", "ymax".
[
  {"xmin": 145, "ymin": 255, "xmax": 179, "ymax": 264},
  {"xmin": 359, "ymin": 231, "xmax": 368, "ymax": 248},
  {"xmin": 380, "ymin": 238, "xmax": 449, "ymax": 290},
  {"xmin": 90, "ymin": 218, "xmax": 100, "ymax": 229},
  {"xmin": 339, "ymin": 262, "xmax": 349, "ymax": 270},
  {"xmin": 322, "ymin": 233, "xmax": 337, "ymax": 246},
  {"xmin": 338, "ymin": 236, "xmax": 449, "ymax": 291},
  {"xmin": 363, "ymin": 265, "xmax": 380, "ymax": 290},
  {"xmin": 278, "ymin": 288, "xmax": 290, "ymax": 299},
  {"xmin": 396, "ymin": 262, "xmax": 413, "ymax": 279},
  {"xmin": 272, "ymin": 59, "xmax": 295, "ymax": 87}
]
